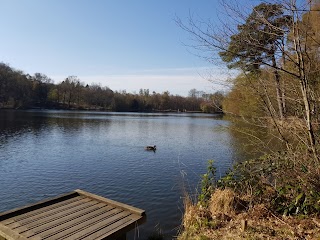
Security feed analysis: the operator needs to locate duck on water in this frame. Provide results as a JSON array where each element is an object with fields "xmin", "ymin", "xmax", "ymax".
[{"xmin": 145, "ymin": 145, "xmax": 156, "ymax": 151}]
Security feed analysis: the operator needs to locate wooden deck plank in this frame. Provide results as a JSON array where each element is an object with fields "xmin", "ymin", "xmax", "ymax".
[
  {"xmin": 7, "ymin": 198, "xmax": 93, "ymax": 229},
  {"xmin": 81, "ymin": 214, "xmax": 141, "ymax": 240},
  {"xmin": 75, "ymin": 190, "xmax": 145, "ymax": 216},
  {"xmin": 0, "ymin": 224, "xmax": 28, "ymax": 240},
  {"xmin": 34, "ymin": 205, "xmax": 115, "ymax": 240},
  {"xmin": 0, "ymin": 192, "xmax": 79, "ymax": 222},
  {"xmin": 17, "ymin": 201, "xmax": 104, "ymax": 237},
  {"xmin": 2, "ymin": 196, "xmax": 84, "ymax": 225},
  {"xmin": 0, "ymin": 190, "xmax": 146, "ymax": 240},
  {"xmin": 42, "ymin": 208, "xmax": 123, "ymax": 240},
  {"xmin": 64, "ymin": 211, "xmax": 131, "ymax": 240}
]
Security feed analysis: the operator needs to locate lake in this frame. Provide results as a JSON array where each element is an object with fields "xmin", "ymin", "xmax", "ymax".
[{"xmin": 0, "ymin": 110, "xmax": 253, "ymax": 239}]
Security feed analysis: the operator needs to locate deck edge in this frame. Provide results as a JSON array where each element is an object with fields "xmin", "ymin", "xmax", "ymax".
[
  {"xmin": 0, "ymin": 191, "xmax": 79, "ymax": 221},
  {"xmin": 74, "ymin": 189, "xmax": 145, "ymax": 216}
]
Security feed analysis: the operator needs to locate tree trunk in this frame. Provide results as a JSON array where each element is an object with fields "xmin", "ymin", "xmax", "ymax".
[
  {"xmin": 291, "ymin": 8, "xmax": 318, "ymax": 162},
  {"xmin": 300, "ymin": 80, "xmax": 317, "ymax": 158},
  {"xmin": 272, "ymin": 53, "xmax": 284, "ymax": 119},
  {"xmin": 281, "ymin": 80, "xmax": 286, "ymax": 115},
  {"xmin": 68, "ymin": 92, "xmax": 72, "ymax": 108},
  {"xmin": 281, "ymin": 40, "xmax": 286, "ymax": 116}
]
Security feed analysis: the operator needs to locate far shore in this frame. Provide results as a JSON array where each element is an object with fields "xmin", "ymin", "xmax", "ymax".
[{"xmin": 0, "ymin": 105, "xmax": 223, "ymax": 114}]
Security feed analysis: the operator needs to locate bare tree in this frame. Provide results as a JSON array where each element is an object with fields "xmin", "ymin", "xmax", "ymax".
[{"xmin": 177, "ymin": 0, "xmax": 320, "ymax": 162}]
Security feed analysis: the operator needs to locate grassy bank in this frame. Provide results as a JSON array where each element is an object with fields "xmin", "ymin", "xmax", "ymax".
[
  {"xmin": 179, "ymin": 189, "xmax": 320, "ymax": 239},
  {"xmin": 178, "ymin": 152, "xmax": 320, "ymax": 239}
]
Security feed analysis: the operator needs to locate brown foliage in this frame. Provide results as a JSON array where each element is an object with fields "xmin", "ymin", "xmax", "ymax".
[{"xmin": 179, "ymin": 189, "xmax": 320, "ymax": 240}]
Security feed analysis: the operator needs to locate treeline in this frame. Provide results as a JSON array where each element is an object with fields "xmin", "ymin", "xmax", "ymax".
[{"xmin": 0, "ymin": 63, "xmax": 223, "ymax": 113}]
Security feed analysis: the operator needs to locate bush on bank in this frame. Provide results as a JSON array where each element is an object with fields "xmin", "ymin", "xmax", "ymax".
[{"xmin": 179, "ymin": 152, "xmax": 320, "ymax": 239}]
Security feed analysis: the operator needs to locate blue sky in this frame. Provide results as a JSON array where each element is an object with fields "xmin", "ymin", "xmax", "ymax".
[{"xmin": 0, "ymin": 1, "xmax": 252, "ymax": 95}]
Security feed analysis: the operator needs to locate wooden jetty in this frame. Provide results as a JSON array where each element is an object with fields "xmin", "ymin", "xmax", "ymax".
[{"xmin": 0, "ymin": 189, "xmax": 146, "ymax": 240}]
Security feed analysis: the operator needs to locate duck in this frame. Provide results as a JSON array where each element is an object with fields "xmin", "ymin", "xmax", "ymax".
[{"xmin": 145, "ymin": 145, "xmax": 156, "ymax": 151}]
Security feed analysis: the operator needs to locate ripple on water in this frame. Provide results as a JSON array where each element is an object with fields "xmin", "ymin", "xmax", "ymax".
[{"xmin": 0, "ymin": 110, "xmax": 240, "ymax": 239}]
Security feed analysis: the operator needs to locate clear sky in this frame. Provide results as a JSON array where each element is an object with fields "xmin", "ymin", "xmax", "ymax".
[{"xmin": 0, "ymin": 0, "xmax": 251, "ymax": 96}]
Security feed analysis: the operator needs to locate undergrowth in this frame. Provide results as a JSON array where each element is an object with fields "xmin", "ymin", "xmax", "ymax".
[{"xmin": 179, "ymin": 151, "xmax": 320, "ymax": 239}]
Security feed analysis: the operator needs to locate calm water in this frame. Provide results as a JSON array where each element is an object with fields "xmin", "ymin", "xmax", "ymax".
[{"xmin": 0, "ymin": 110, "xmax": 251, "ymax": 239}]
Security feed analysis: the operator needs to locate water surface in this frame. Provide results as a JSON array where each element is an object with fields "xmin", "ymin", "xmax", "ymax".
[{"xmin": 0, "ymin": 110, "xmax": 248, "ymax": 239}]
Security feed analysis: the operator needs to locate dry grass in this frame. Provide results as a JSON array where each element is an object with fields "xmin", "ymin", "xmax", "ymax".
[
  {"xmin": 209, "ymin": 188, "xmax": 245, "ymax": 216},
  {"xmin": 179, "ymin": 189, "xmax": 320, "ymax": 240}
]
